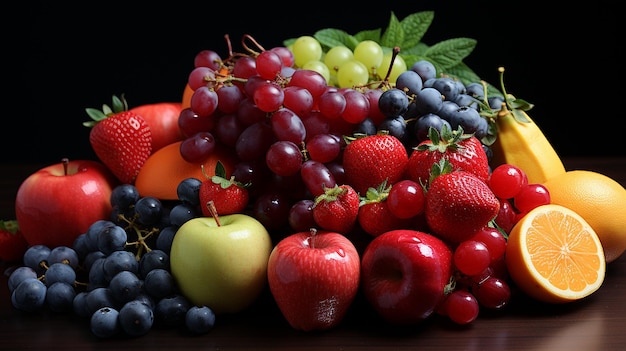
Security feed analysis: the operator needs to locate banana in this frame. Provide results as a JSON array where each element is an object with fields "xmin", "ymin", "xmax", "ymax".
[{"xmin": 490, "ymin": 106, "xmax": 566, "ymax": 184}]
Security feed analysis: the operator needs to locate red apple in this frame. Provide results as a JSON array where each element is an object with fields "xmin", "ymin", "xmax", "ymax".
[
  {"xmin": 129, "ymin": 102, "xmax": 184, "ymax": 152},
  {"xmin": 15, "ymin": 158, "xmax": 119, "ymax": 248},
  {"xmin": 360, "ymin": 229, "xmax": 453, "ymax": 325},
  {"xmin": 267, "ymin": 229, "xmax": 360, "ymax": 331}
]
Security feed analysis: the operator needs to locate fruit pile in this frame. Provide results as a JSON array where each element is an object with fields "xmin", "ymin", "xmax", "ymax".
[{"xmin": 3, "ymin": 10, "xmax": 626, "ymax": 339}]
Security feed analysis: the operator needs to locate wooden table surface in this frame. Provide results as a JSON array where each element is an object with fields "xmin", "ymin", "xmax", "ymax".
[{"xmin": 2, "ymin": 157, "xmax": 625, "ymax": 351}]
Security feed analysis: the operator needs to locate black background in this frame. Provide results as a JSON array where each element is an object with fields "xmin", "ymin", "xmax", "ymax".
[{"xmin": 9, "ymin": 2, "xmax": 621, "ymax": 165}]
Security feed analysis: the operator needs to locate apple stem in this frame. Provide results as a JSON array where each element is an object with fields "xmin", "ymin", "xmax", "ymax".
[
  {"xmin": 309, "ymin": 228, "xmax": 318, "ymax": 248},
  {"xmin": 62, "ymin": 157, "xmax": 69, "ymax": 176},
  {"xmin": 207, "ymin": 200, "xmax": 221, "ymax": 227}
]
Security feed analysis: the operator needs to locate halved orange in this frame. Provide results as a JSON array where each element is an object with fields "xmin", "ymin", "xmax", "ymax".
[
  {"xmin": 505, "ymin": 204, "xmax": 606, "ymax": 304},
  {"xmin": 134, "ymin": 141, "xmax": 238, "ymax": 200}
]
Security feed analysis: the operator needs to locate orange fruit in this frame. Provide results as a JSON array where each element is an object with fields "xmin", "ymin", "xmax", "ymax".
[
  {"xmin": 505, "ymin": 204, "xmax": 606, "ymax": 304},
  {"xmin": 134, "ymin": 141, "xmax": 237, "ymax": 200},
  {"xmin": 542, "ymin": 170, "xmax": 626, "ymax": 263},
  {"xmin": 182, "ymin": 83, "xmax": 193, "ymax": 110}
]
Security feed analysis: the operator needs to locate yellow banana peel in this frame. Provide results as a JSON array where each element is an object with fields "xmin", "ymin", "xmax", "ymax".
[{"xmin": 490, "ymin": 107, "xmax": 566, "ymax": 184}]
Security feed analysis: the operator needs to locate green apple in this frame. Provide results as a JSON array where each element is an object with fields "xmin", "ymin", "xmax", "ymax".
[{"xmin": 169, "ymin": 214, "xmax": 273, "ymax": 314}]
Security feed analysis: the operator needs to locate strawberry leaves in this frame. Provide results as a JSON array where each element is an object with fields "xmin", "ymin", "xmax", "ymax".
[{"xmin": 83, "ymin": 94, "xmax": 129, "ymax": 127}]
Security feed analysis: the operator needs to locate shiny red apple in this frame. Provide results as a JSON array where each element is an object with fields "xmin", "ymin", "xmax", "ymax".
[
  {"xmin": 267, "ymin": 229, "xmax": 360, "ymax": 331},
  {"xmin": 15, "ymin": 158, "xmax": 119, "ymax": 248},
  {"xmin": 360, "ymin": 229, "xmax": 453, "ymax": 325}
]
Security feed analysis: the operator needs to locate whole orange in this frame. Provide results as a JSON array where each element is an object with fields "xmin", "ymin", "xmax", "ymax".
[
  {"xmin": 542, "ymin": 170, "xmax": 626, "ymax": 263},
  {"xmin": 134, "ymin": 141, "xmax": 237, "ymax": 201}
]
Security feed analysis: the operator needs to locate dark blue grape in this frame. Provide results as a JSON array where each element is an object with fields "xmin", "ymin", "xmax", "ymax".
[
  {"xmin": 378, "ymin": 88, "xmax": 409, "ymax": 118},
  {"xmin": 138, "ymin": 249, "xmax": 170, "ymax": 279},
  {"xmin": 465, "ymin": 82, "xmax": 484, "ymax": 99},
  {"xmin": 85, "ymin": 220, "xmax": 116, "ymax": 252},
  {"xmin": 88, "ymin": 257, "xmax": 108, "ymax": 291},
  {"xmin": 143, "ymin": 268, "xmax": 176, "ymax": 300},
  {"xmin": 110, "ymin": 184, "xmax": 140, "ymax": 210},
  {"xmin": 86, "ymin": 287, "xmax": 118, "ymax": 314},
  {"xmin": 109, "ymin": 270, "xmax": 143, "ymax": 304},
  {"xmin": 413, "ymin": 113, "xmax": 451, "ymax": 143},
  {"xmin": 423, "ymin": 78, "xmax": 435, "ymax": 88},
  {"xmin": 447, "ymin": 106, "xmax": 483, "ymax": 135},
  {"xmin": 134, "ymin": 196, "xmax": 164, "ymax": 226},
  {"xmin": 169, "ymin": 203, "xmax": 200, "ymax": 228},
  {"xmin": 353, "ymin": 117, "xmax": 377, "ymax": 136},
  {"xmin": 488, "ymin": 96, "xmax": 505, "ymax": 109},
  {"xmin": 185, "ymin": 305, "xmax": 216, "ymax": 334},
  {"xmin": 47, "ymin": 246, "xmax": 79, "ymax": 268},
  {"xmin": 46, "ymin": 281, "xmax": 76, "ymax": 313},
  {"xmin": 431, "ymin": 77, "xmax": 460, "ymax": 102},
  {"xmin": 73, "ymin": 234, "xmax": 91, "ymax": 260},
  {"xmin": 177, "ymin": 178, "xmax": 203, "ymax": 206},
  {"xmin": 154, "ymin": 294, "xmax": 191, "ymax": 327},
  {"xmin": 103, "ymin": 250, "xmax": 139, "ymax": 282},
  {"xmin": 454, "ymin": 93, "xmax": 479, "ymax": 110},
  {"xmin": 437, "ymin": 100, "xmax": 460, "ymax": 122},
  {"xmin": 119, "ymin": 300, "xmax": 154, "ymax": 337},
  {"xmin": 414, "ymin": 87, "xmax": 443, "ymax": 115},
  {"xmin": 84, "ymin": 251, "xmax": 106, "ymax": 272},
  {"xmin": 73, "ymin": 291, "xmax": 91, "ymax": 317},
  {"xmin": 90, "ymin": 307, "xmax": 121, "ymax": 338},
  {"xmin": 378, "ymin": 116, "xmax": 407, "ymax": 143},
  {"xmin": 8, "ymin": 266, "xmax": 37, "ymax": 293},
  {"xmin": 23, "ymin": 244, "xmax": 51, "ymax": 274},
  {"xmin": 454, "ymin": 79, "xmax": 466, "ymax": 95},
  {"xmin": 410, "ymin": 60, "xmax": 436, "ymax": 82},
  {"xmin": 395, "ymin": 70, "xmax": 423, "ymax": 96},
  {"xmin": 134, "ymin": 293, "xmax": 156, "ymax": 310},
  {"xmin": 155, "ymin": 226, "xmax": 176, "ymax": 255},
  {"xmin": 97, "ymin": 224, "xmax": 128, "ymax": 255},
  {"xmin": 44, "ymin": 262, "xmax": 76, "ymax": 286},
  {"xmin": 474, "ymin": 116, "xmax": 489, "ymax": 140},
  {"xmin": 402, "ymin": 101, "xmax": 420, "ymax": 119},
  {"xmin": 11, "ymin": 278, "xmax": 47, "ymax": 312}
]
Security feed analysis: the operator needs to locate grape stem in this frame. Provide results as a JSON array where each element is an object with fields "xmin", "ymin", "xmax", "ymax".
[
  {"xmin": 240, "ymin": 34, "xmax": 266, "ymax": 56},
  {"xmin": 376, "ymin": 46, "xmax": 401, "ymax": 89}
]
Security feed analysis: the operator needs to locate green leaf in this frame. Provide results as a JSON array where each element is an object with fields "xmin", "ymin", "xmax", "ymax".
[
  {"xmin": 354, "ymin": 28, "xmax": 381, "ymax": 43},
  {"xmin": 511, "ymin": 109, "xmax": 531, "ymax": 123},
  {"xmin": 398, "ymin": 42, "xmax": 429, "ymax": 57},
  {"xmin": 423, "ymin": 37, "xmax": 477, "ymax": 70},
  {"xmin": 507, "ymin": 97, "xmax": 534, "ymax": 111},
  {"xmin": 314, "ymin": 28, "xmax": 359, "ymax": 51},
  {"xmin": 380, "ymin": 12, "xmax": 404, "ymax": 48},
  {"xmin": 399, "ymin": 11, "xmax": 434, "ymax": 48}
]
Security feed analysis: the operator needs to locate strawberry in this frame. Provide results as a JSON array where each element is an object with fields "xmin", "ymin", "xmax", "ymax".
[
  {"xmin": 0, "ymin": 220, "xmax": 29, "ymax": 263},
  {"xmin": 358, "ymin": 181, "xmax": 413, "ymax": 237},
  {"xmin": 406, "ymin": 125, "xmax": 489, "ymax": 187},
  {"xmin": 199, "ymin": 161, "xmax": 249, "ymax": 216},
  {"xmin": 84, "ymin": 95, "xmax": 152, "ymax": 184},
  {"xmin": 312, "ymin": 184, "xmax": 360, "ymax": 234},
  {"xmin": 425, "ymin": 161, "xmax": 500, "ymax": 244},
  {"xmin": 342, "ymin": 132, "xmax": 409, "ymax": 195}
]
